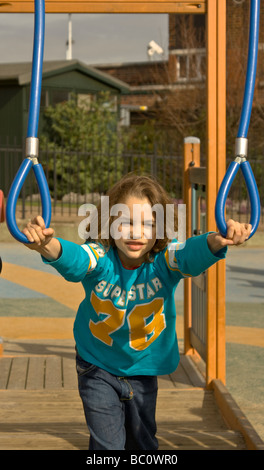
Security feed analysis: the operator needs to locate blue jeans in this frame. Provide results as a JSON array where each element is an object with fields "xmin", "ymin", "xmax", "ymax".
[{"xmin": 76, "ymin": 351, "xmax": 159, "ymax": 450}]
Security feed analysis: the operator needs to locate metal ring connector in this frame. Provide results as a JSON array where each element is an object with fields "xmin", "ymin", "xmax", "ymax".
[
  {"xmin": 25, "ymin": 137, "xmax": 39, "ymax": 164},
  {"xmin": 235, "ymin": 137, "xmax": 248, "ymax": 158}
]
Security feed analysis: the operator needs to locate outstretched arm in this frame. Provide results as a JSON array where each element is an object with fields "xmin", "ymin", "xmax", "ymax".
[{"xmin": 162, "ymin": 219, "xmax": 251, "ymax": 281}]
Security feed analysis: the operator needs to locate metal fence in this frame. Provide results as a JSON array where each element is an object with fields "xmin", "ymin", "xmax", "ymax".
[
  {"xmin": 0, "ymin": 139, "xmax": 183, "ymax": 219},
  {"xmin": 0, "ymin": 138, "xmax": 263, "ymax": 225}
]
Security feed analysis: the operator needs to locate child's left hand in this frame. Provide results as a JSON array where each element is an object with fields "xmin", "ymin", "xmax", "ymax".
[{"xmin": 207, "ymin": 219, "xmax": 252, "ymax": 254}]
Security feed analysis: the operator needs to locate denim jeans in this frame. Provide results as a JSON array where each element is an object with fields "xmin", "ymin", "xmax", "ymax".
[{"xmin": 76, "ymin": 351, "xmax": 159, "ymax": 450}]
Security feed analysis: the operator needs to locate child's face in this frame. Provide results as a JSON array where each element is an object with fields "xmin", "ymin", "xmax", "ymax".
[{"xmin": 114, "ymin": 195, "xmax": 156, "ymax": 268}]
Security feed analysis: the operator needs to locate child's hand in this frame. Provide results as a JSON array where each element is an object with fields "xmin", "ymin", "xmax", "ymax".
[
  {"xmin": 22, "ymin": 215, "xmax": 54, "ymax": 250},
  {"xmin": 207, "ymin": 219, "xmax": 252, "ymax": 253},
  {"xmin": 225, "ymin": 219, "xmax": 252, "ymax": 246}
]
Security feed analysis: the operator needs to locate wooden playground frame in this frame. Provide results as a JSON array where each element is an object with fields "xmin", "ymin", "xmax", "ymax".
[{"xmin": 0, "ymin": 0, "xmax": 227, "ymax": 387}]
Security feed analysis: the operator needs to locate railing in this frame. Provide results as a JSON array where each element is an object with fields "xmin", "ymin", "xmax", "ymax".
[
  {"xmin": 188, "ymin": 163, "xmax": 207, "ymax": 361},
  {"xmin": 183, "ymin": 136, "xmax": 225, "ymax": 386},
  {"xmin": 0, "ymin": 139, "xmax": 183, "ymax": 219},
  {"xmin": 190, "ymin": 180, "xmax": 207, "ymax": 362}
]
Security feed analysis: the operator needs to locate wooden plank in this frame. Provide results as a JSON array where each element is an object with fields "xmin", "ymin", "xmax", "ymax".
[
  {"xmin": 0, "ymin": 357, "xmax": 12, "ymax": 389},
  {"xmin": 1, "ymin": 355, "xmax": 78, "ymax": 390},
  {"xmin": 0, "ymin": 435, "xmax": 88, "ymax": 450},
  {"xmin": 157, "ymin": 389, "xmax": 245, "ymax": 449},
  {"xmin": 0, "ymin": 430, "xmax": 245, "ymax": 450},
  {"xmin": 0, "ymin": 1, "xmax": 206, "ymax": 14},
  {"xmin": 45, "ymin": 356, "xmax": 62, "ymax": 389},
  {"xmin": 0, "ymin": 389, "xmax": 247, "ymax": 450},
  {"xmin": 26, "ymin": 357, "xmax": 45, "ymax": 390},
  {"xmin": 156, "ymin": 390, "xmax": 231, "ymax": 430},
  {"xmin": 1, "ymin": 352, "xmax": 206, "ymax": 391},
  {"xmin": 0, "ymin": 353, "xmax": 205, "ymax": 393},
  {"xmin": 7, "ymin": 357, "xmax": 28, "ymax": 390},
  {"xmin": 157, "ymin": 429, "xmax": 246, "ymax": 450},
  {"xmin": 0, "ymin": 389, "xmax": 89, "ymax": 451},
  {"xmin": 62, "ymin": 357, "xmax": 78, "ymax": 390},
  {"xmin": 213, "ymin": 379, "xmax": 264, "ymax": 451},
  {"xmin": 1, "ymin": 356, "xmax": 258, "ymax": 450}
]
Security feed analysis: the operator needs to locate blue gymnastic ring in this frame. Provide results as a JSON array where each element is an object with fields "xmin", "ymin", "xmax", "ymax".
[
  {"xmin": 215, "ymin": 159, "xmax": 260, "ymax": 238},
  {"xmin": 6, "ymin": 0, "xmax": 51, "ymax": 243}
]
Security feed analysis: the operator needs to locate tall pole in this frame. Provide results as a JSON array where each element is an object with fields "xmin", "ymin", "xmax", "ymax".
[{"xmin": 66, "ymin": 14, "xmax": 73, "ymax": 60}]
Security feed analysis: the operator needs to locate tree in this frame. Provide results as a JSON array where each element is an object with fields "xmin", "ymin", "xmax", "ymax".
[{"xmin": 40, "ymin": 92, "xmax": 123, "ymax": 198}]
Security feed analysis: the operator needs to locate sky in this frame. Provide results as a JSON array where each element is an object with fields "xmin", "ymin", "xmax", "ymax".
[{"xmin": 0, "ymin": 13, "xmax": 168, "ymax": 65}]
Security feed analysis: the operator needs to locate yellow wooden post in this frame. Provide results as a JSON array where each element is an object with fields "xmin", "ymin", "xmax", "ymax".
[
  {"xmin": 206, "ymin": 0, "xmax": 226, "ymax": 386},
  {"xmin": 216, "ymin": 0, "xmax": 227, "ymax": 386}
]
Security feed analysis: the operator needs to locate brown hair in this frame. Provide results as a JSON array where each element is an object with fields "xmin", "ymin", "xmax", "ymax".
[{"xmin": 86, "ymin": 173, "xmax": 178, "ymax": 261}]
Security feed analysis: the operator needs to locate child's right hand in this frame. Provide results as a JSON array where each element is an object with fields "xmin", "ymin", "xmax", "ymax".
[{"xmin": 22, "ymin": 215, "xmax": 54, "ymax": 250}]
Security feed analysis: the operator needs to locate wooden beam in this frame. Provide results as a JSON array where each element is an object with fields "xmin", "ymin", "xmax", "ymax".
[
  {"xmin": 0, "ymin": 1, "xmax": 206, "ymax": 14},
  {"xmin": 215, "ymin": 0, "xmax": 226, "ymax": 387},
  {"xmin": 206, "ymin": 0, "xmax": 226, "ymax": 387},
  {"xmin": 206, "ymin": 0, "xmax": 217, "ymax": 389}
]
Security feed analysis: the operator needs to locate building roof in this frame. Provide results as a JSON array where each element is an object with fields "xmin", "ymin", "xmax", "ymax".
[
  {"xmin": 0, "ymin": 59, "xmax": 130, "ymax": 92},
  {"xmin": 96, "ymin": 59, "xmax": 169, "ymax": 87}
]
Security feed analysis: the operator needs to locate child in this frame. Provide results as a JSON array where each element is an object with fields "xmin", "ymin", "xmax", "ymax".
[{"xmin": 22, "ymin": 173, "xmax": 251, "ymax": 450}]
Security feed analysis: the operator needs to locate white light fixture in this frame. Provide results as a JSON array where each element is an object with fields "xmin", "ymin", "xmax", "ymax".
[{"xmin": 147, "ymin": 40, "xmax": 164, "ymax": 58}]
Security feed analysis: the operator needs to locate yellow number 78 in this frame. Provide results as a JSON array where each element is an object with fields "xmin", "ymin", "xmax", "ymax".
[{"xmin": 89, "ymin": 292, "xmax": 166, "ymax": 351}]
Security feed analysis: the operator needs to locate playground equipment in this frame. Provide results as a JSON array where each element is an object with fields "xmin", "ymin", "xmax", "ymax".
[
  {"xmin": 3, "ymin": 0, "xmax": 261, "ymax": 387},
  {"xmin": 1, "ymin": 0, "xmax": 263, "ymax": 450},
  {"xmin": 5, "ymin": 0, "xmax": 51, "ymax": 244},
  {"xmin": 183, "ymin": 0, "xmax": 261, "ymax": 387},
  {"xmin": 215, "ymin": 0, "xmax": 261, "ymax": 239}
]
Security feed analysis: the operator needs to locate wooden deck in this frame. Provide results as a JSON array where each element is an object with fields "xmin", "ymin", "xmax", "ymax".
[{"xmin": 0, "ymin": 341, "xmax": 248, "ymax": 450}]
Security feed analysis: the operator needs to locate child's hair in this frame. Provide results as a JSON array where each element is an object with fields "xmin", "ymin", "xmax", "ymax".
[{"xmin": 86, "ymin": 173, "xmax": 178, "ymax": 261}]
